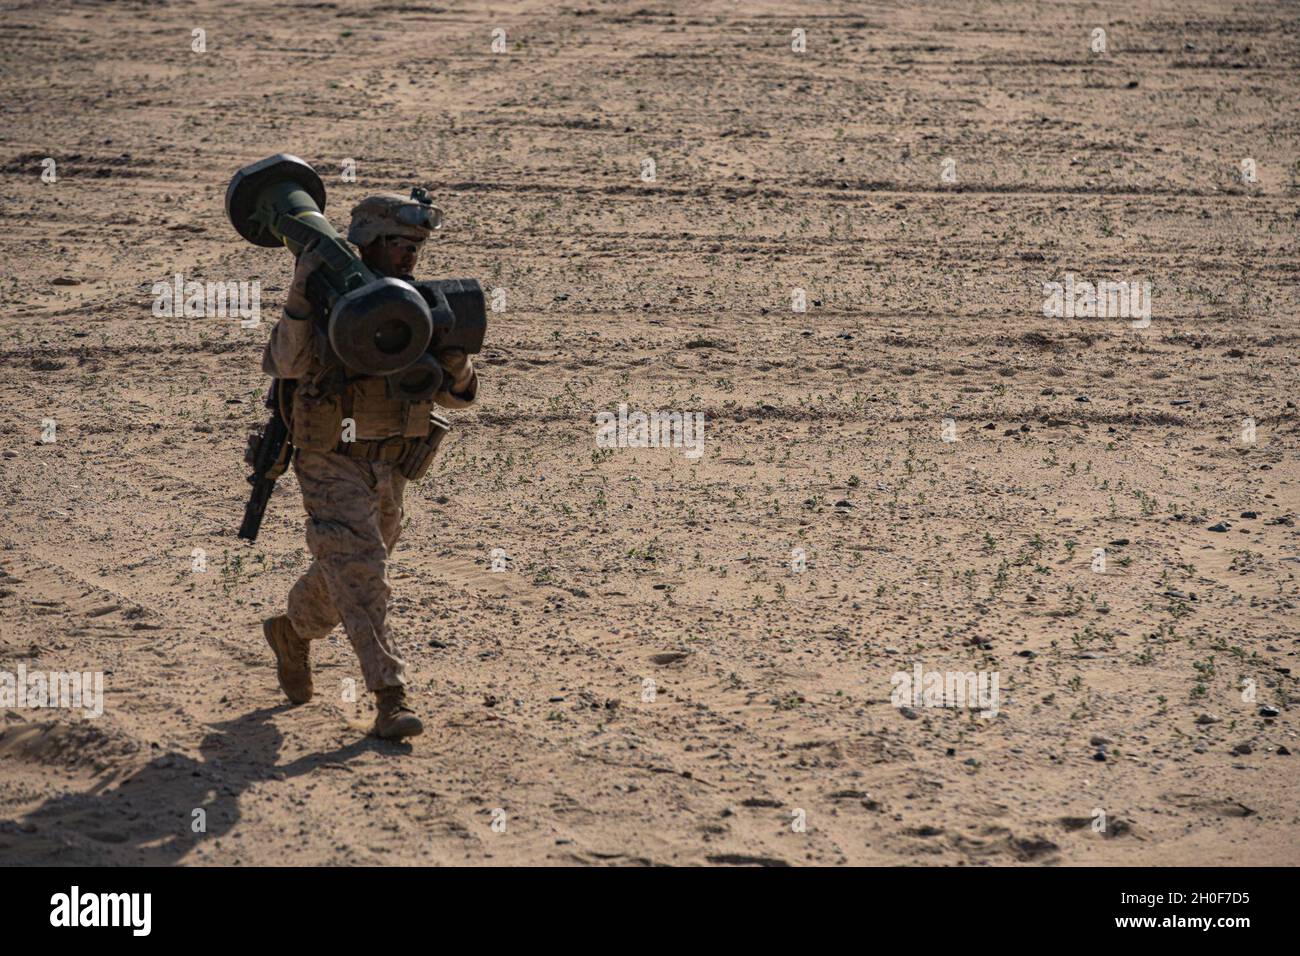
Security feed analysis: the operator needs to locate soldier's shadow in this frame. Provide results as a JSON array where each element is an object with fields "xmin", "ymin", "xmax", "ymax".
[{"xmin": 0, "ymin": 705, "xmax": 384, "ymax": 865}]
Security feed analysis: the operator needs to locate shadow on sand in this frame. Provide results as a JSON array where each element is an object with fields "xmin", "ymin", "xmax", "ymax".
[{"xmin": 0, "ymin": 705, "xmax": 394, "ymax": 864}]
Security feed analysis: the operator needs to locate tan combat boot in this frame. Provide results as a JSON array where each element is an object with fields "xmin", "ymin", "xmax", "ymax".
[
  {"xmin": 373, "ymin": 687, "xmax": 423, "ymax": 740},
  {"xmin": 263, "ymin": 615, "xmax": 313, "ymax": 704}
]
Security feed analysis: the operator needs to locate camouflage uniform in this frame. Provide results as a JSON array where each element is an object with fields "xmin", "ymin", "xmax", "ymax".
[
  {"xmin": 263, "ymin": 193, "xmax": 475, "ymax": 695},
  {"xmin": 282, "ymin": 450, "xmax": 409, "ymax": 691}
]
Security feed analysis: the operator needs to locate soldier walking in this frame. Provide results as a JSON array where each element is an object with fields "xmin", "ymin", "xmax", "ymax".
[{"xmin": 260, "ymin": 192, "xmax": 477, "ymax": 739}]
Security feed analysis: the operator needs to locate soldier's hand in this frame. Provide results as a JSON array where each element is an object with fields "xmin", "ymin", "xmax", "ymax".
[
  {"xmin": 435, "ymin": 347, "xmax": 474, "ymax": 392},
  {"xmin": 285, "ymin": 243, "xmax": 325, "ymax": 319}
]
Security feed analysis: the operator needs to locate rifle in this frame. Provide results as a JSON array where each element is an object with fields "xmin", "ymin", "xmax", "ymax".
[{"xmin": 238, "ymin": 380, "xmax": 294, "ymax": 542}]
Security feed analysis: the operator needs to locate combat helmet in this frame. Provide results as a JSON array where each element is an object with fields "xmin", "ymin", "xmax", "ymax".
[{"xmin": 347, "ymin": 188, "xmax": 443, "ymax": 247}]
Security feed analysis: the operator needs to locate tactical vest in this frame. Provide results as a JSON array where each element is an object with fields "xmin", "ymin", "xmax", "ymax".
[{"xmin": 290, "ymin": 363, "xmax": 435, "ymax": 451}]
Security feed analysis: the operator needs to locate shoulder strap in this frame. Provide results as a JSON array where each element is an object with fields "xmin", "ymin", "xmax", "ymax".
[{"xmin": 333, "ymin": 365, "xmax": 355, "ymax": 422}]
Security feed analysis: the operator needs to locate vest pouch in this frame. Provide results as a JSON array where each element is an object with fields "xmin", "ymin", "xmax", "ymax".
[
  {"xmin": 397, "ymin": 413, "xmax": 450, "ymax": 481},
  {"xmin": 290, "ymin": 380, "xmax": 344, "ymax": 452},
  {"xmin": 402, "ymin": 399, "xmax": 437, "ymax": 438}
]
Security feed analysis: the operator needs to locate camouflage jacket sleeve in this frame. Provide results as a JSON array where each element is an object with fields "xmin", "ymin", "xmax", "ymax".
[
  {"xmin": 261, "ymin": 310, "xmax": 318, "ymax": 380},
  {"xmin": 433, "ymin": 355, "xmax": 478, "ymax": 409}
]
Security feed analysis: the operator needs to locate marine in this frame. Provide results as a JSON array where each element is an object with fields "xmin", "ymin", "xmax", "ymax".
[{"xmin": 260, "ymin": 190, "xmax": 477, "ymax": 739}]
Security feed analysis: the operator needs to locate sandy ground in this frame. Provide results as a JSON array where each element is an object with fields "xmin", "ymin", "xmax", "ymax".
[{"xmin": 0, "ymin": 0, "xmax": 1297, "ymax": 866}]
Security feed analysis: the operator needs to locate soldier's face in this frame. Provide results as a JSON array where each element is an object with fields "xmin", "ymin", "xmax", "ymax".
[{"xmin": 364, "ymin": 235, "xmax": 423, "ymax": 277}]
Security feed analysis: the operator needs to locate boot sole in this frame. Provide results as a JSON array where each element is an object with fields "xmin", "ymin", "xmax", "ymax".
[{"xmin": 372, "ymin": 719, "xmax": 424, "ymax": 740}]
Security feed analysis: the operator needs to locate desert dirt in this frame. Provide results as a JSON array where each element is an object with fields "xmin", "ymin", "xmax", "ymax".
[{"xmin": 0, "ymin": 0, "xmax": 1297, "ymax": 866}]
